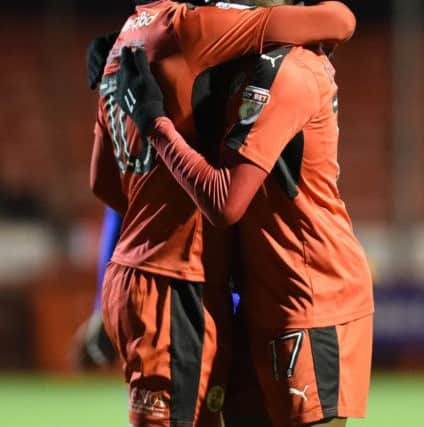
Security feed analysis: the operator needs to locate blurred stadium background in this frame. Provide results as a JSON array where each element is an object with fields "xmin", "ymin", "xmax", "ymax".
[{"xmin": 1, "ymin": 1, "xmax": 423, "ymax": 426}]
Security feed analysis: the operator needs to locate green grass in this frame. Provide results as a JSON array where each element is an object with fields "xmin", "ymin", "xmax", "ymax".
[
  {"xmin": 0, "ymin": 372, "xmax": 422, "ymax": 426},
  {"xmin": 0, "ymin": 374, "xmax": 127, "ymax": 426},
  {"xmin": 349, "ymin": 372, "xmax": 424, "ymax": 427}
]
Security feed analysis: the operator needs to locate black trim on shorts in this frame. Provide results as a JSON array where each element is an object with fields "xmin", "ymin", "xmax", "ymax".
[
  {"xmin": 309, "ymin": 326, "xmax": 340, "ymax": 418},
  {"xmin": 170, "ymin": 280, "xmax": 205, "ymax": 422}
]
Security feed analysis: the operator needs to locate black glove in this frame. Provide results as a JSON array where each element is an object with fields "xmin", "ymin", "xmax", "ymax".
[
  {"xmin": 116, "ymin": 47, "xmax": 165, "ymax": 134},
  {"xmin": 86, "ymin": 31, "xmax": 119, "ymax": 90},
  {"xmin": 71, "ymin": 312, "xmax": 116, "ymax": 370}
]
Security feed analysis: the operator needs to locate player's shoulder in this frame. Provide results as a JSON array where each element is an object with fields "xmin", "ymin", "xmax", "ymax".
[
  {"xmin": 249, "ymin": 46, "xmax": 312, "ymax": 93},
  {"xmin": 250, "ymin": 46, "xmax": 322, "ymax": 110},
  {"xmin": 275, "ymin": 46, "xmax": 331, "ymax": 94},
  {"xmin": 288, "ymin": 46, "xmax": 337, "ymax": 98},
  {"xmin": 285, "ymin": 46, "xmax": 335, "ymax": 84},
  {"xmin": 287, "ymin": 46, "xmax": 331, "ymax": 72}
]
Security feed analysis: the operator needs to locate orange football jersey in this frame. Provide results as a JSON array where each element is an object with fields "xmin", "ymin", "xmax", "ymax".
[
  {"xmin": 226, "ymin": 46, "xmax": 374, "ymax": 327},
  {"xmin": 91, "ymin": 1, "xmax": 356, "ymax": 283}
]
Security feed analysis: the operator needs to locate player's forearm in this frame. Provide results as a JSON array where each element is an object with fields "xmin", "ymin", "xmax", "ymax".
[
  {"xmin": 149, "ymin": 118, "xmax": 232, "ymax": 226},
  {"xmin": 149, "ymin": 118, "xmax": 253, "ymax": 227},
  {"xmin": 91, "ymin": 184, "xmax": 127, "ymax": 217},
  {"xmin": 89, "ymin": 169, "xmax": 127, "ymax": 216},
  {"xmin": 90, "ymin": 133, "xmax": 128, "ymax": 216},
  {"xmin": 264, "ymin": 1, "xmax": 356, "ymax": 46}
]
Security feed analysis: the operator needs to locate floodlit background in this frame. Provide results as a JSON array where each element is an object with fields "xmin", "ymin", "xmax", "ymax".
[{"xmin": 1, "ymin": 1, "xmax": 423, "ymax": 426}]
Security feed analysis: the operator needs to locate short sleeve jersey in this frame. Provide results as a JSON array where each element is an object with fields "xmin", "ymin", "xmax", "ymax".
[
  {"xmin": 93, "ymin": 1, "xmax": 356, "ymax": 283},
  {"xmin": 226, "ymin": 46, "xmax": 374, "ymax": 328},
  {"xmin": 94, "ymin": 1, "xmax": 277, "ymax": 282}
]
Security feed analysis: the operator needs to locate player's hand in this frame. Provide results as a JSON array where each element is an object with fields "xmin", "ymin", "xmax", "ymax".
[
  {"xmin": 116, "ymin": 47, "xmax": 165, "ymax": 134},
  {"xmin": 86, "ymin": 31, "xmax": 118, "ymax": 90},
  {"xmin": 70, "ymin": 311, "xmax": 116, "ymax": 370}
]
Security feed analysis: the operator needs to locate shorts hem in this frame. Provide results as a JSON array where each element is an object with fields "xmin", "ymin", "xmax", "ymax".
[
  {"xmin": 289, "ymin": 405, "xmax": 324, "ymax": 425},
  {"xmin": 289, "ymin": 405, "xmax": 366, "ymax": 425},
  {"xmin": 337, "ymin": 405, "xmax": 367, "ymax": 419}
]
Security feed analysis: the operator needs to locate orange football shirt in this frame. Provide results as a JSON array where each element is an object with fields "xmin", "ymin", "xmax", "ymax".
[
  {"xmin": 226, "ymin": 46, "xmax": 374, "ymax": 328},
  {"xmin": 91, "ymin": 1, "xmax": 356, "ymax": 282}
]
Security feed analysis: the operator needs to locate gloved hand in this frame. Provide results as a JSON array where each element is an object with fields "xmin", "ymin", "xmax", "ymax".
[
  {"xmin": 116, "ymin": 47, "xmax": 165, "ymax": 134},
  {"xmin": 86, "ymin": 31, "xmax": 119, "ymax": 89},
  {"xmin": 70, "ymin": 311, "xmax": 116, "ymax": 370}
]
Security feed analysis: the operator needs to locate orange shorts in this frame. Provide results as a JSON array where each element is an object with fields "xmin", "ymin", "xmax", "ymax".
[
  {"xmin": 249, "ymin": 315, "xmax": 373, "ymax": 427},
  {"xmin": 102, "ymin": 262, "xmax": 233, "ymax": 427}
]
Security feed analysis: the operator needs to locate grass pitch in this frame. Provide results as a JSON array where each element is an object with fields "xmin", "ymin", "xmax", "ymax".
[{"xmin": 0, "ymin": 372, "xmax": 422, "ymax": 426}]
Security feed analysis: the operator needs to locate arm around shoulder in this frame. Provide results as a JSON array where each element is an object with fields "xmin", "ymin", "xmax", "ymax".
[{"xmin": 263, "ymin": 1, "xmax": 356, "ymax": 47}]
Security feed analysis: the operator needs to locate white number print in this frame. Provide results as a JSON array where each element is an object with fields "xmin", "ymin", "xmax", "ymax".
[
  {"xmin": 105, "ymin": 93, "xmax": 154, "ymax": 175},
  {"xmin": 124, "ymin": 88, "xmax": 137, "ymax": 114},
  {"xmin": 270, "ymin": 331, "xmax": 304, "ymax": 380}
]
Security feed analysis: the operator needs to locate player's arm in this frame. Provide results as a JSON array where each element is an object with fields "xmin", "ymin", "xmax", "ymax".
[
  {"xmin": 262, "ymin": 1, "xmax": 356, "ymax": 47},
  {"xmin": 177, "ymin": 1, "xmax": 355, "ymax": 67},
  {"xmin": 147, "ymin": 125, "xmax": 266, "ymax": 226},
  {"xmin": 116, "ymin": 48, "xmax": 318, "ymax": 226},
  {"xmin": 71, "ymin": 208, "xmax": 121, "ymax": 370},
  {"xmin": 90, "ymin": 108, "xmax": 128, "ymax": 216}
]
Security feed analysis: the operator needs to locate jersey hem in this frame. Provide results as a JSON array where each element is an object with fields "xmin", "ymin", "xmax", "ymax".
[
  {"xmin": 110, "ymin": 256, "xmax": 206, "ymax": 283},
  {"xmin": 274, "ymin": 307, "xmax": 374, "ymax": 330}
]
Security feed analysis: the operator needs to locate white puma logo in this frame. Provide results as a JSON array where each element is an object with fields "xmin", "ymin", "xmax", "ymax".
[
  {"xmin": 260, "ymin": 54, "xmax": 283, "ymax": 68},
  {"xmin": 124, "ymin": 88, "xmax": 137, "ymax": 113},
  {"xmin": 289, "ymin": 385, "xmax": 309, "ymax": 401}
]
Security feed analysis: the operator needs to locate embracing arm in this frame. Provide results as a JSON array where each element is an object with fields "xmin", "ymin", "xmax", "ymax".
[
  {"xmin": 149, "ymin": 118, "xmax": 266, "ymax": 227},
  {"xmin": 263, "ymin": 1, "xmax": 356, "ymax": 46},
  {"xmin": 114, "ymin": 48, "xmax": 318, "ymax": 226},
  {"xmin": 90, "ymin": 118, "xmax": 128, "ymax": 216},
  {"xmin": 179, "ymin": 1, "xmax": 355, "ymax": 67}
]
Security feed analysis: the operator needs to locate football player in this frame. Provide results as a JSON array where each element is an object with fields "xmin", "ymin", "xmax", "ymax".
[{"xmin": 89, "ymin": 1, "xmax": 356, "ymax": 426}]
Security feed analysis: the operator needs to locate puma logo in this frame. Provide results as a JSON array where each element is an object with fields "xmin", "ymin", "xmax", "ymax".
[
  {"xmin": 260, "ymin": 53, "xmax": 283, "ymax": 68},
  {"xmin": 289, "ymin": 385, "xmax": 309, "ymax": 401}
]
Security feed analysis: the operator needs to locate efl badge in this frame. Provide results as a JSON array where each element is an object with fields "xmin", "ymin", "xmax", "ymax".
[
  {"xmin": 206, "ymin": 385, "xmax": 225, "ymax": 412},
  {"xmin": 239, "ymin": 85, "xmax": 270, "ymax": 125}
]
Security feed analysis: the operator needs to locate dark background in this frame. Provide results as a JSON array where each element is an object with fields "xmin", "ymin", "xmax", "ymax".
[{"xmin": 4, "ymin": 1, "xmax": 395, "ymax": 19}]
